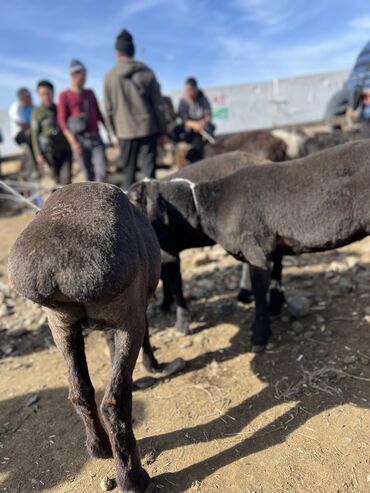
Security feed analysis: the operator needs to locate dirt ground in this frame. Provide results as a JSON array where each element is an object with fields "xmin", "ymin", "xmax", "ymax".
[{"xmin": 0, "ymin": 209, "xmax": 370, "ymax": 493}]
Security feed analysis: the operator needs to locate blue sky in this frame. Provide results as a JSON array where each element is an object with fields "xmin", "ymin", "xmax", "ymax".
[{"xmin": 0, "ymin": 0, "xmax": 370, "ymax": 108}]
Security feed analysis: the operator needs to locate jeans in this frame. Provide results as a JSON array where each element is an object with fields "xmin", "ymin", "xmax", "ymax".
[
  {"xmin": 77, "ymin": 133, "xmax": 107, "ymax": 182},
  {"xmin": 120, "ymin": 134, "xmax": 157, "ymax": 190}
]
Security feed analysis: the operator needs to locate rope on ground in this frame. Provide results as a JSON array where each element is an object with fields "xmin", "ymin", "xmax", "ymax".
[{"xmin": 275, "ymin": 366, "xmax": 370, "ymax": 400}]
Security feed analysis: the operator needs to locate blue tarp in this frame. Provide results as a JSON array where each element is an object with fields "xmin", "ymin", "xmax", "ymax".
[
  {"xmin": 347, "ymin": 41, "xmax": 370, "ymax": 91},
  {"xmin": 325, "ymin": 42, "xmax": 370, "ymax": 118}
]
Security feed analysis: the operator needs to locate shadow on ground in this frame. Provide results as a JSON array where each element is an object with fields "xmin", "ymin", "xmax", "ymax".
[
  {"xmin": 142, "ymin": 255, "xmax": 370, "ymax": 490},
  {"xmin": 0, "ymin": 387, "xmax": 147, "ymax": 492}
]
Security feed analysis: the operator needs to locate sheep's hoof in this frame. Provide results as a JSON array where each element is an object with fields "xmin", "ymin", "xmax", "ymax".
[
  {"xmin": 160, "ymin": 301, "xmax": 173, "ymax": 312},
  {"xmin": 251, "ymin": 344, "xmax": 266, "ymax": 353},
  {"xmin": 175, "ymin": 307, "xmax": 191, "ymax": 334},
  {"xmin": 117, "ymin": 467, "xmax": 151, "ymax": 493},
  {"xmin": 143, "ymin": 361, "xmax": 165, "ymax": 374},
  {"xmin": 269, "ymin": 290, "xmax": 285, "ymax": 316},
  {"xmin": 144, "ymin": 364, "xmax": 163, "ymax": 374},
  {"xmin": 143, "ymin": 356, "xmax": 162, "ymax": 374},
  {"xmin": 87, "ymin": 439, "xmax": 113, "ymax": 459},
  {"xmin": 237, "ymin": 288, "xmax": 254, "ymax": 304}
]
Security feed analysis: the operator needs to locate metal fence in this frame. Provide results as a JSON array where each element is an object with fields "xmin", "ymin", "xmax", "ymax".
[{"xmin": 169, "ymin": 70, "xmax": 349, "ymax": 134}]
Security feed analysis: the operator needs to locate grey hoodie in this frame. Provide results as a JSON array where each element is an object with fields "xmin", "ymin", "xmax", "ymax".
[{"xmin": 104, "ymin": 59, "xmax": 167, "ymax": 139}]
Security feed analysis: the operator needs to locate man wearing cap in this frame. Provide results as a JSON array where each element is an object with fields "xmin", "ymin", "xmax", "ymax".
[
  {"xmin": 58, "ymin": 60, "xmax": 108, "ymax": 182},
  {"xmin": 104, "ymin": 29, "xmax": 167, "ymax": 189},
  {"xmin": 9, "ymin": 88, "xmax": 37, "ymax": 175}
]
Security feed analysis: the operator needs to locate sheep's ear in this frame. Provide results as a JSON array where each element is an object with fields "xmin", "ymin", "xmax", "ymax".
[
  {"xmin": 147, "ymin": 194, "xmax": 169, "ymax": 225},
  {"xmin": 127, "ymin": 182, "xmax": 145, "ymax": 207},
  {"xmin": 157, "ymin": 196, "xmax": 169, "ymax": 225}
]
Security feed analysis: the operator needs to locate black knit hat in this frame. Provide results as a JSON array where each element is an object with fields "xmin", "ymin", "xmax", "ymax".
[{"xmin": 115, "ymin": 29, "xmax": 135, "ymax": 57}]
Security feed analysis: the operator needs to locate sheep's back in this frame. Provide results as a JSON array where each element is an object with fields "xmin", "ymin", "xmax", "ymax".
[{"xmin": 165, "ymin": 151, "xmax": 270, "ymax": 183}]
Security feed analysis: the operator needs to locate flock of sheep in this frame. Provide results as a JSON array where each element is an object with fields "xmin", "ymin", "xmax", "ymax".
[{"xmin": 6, "ymin": 127, "xmax": 368, "ymax": 492}]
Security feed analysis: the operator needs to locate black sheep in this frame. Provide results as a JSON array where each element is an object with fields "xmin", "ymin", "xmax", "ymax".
[
  {"xmin": 130, "ymin": 140, "xmax": 370, "ymax": 351},
  {"xmin": 8, "ymin": 182, "xmax": 161, "ymax": 492},
  {"xmin": 129, "ymin": 151, "xmax": 272, "ymax": 334}
]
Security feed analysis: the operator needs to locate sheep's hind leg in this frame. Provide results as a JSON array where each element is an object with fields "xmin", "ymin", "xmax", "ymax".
[
  {"xmin": 104, "ymin": 329, "xmax": 115, "ymax": 363},
  {"xmin": 142, "ymin": 317, "xmax": 162, "ymax": 373},
  {"xmin": 160, "ymin": 274, "xmax": 174, "ymax": 312},
  {"xmin": 250, "ymin": 265, "xmax": 272, "ymax": 353},
  {"xmin": 269, "ymin": 253, "xmax": 285, "ymax": 316},
  {"xmin": 161, "ymin": 259, "xmax": 191, "ymax": 334},
  {"xmin": 237, "ymin": 263, "xmax": 254, "ymax": 304},
  {"xmin": 101, "ymin": 322, "xmax": 151, "ymax": 492},
  {"xmin": 107, "ymin": 318, "xmax": 161, "ymax": 374},
  {"xmin": 45, "ymin": 305, "xmax": 112, "ymax": 459}
]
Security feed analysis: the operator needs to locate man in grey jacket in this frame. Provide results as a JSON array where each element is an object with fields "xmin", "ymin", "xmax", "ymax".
[{"xmin": 104, "ymin": 29, "xmax": 167, "ymax": 189}]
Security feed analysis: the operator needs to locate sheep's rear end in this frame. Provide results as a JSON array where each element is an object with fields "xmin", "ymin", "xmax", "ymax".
[{"xmin": 8, "ymin": 182, "xmax": 161, "ymax": 493}]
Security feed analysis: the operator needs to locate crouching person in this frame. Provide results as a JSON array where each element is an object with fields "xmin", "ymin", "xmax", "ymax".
[
  {"xmin": 58, "ymin": 60, "xmax": 108, "ymax": 182},
  {"xmin": 177, "ymin": 77, "xmax": 215, "ymax": 163},
  {"xmin": 31, "ymin": 80, "xmax": 72, "ymax": 185}
]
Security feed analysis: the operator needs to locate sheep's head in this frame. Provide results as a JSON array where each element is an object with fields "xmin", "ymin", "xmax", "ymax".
[
  {"xmin": 128, "ymin": 180, "xmax": 169, "ymax": 243},
  {"xmin": 127, "ymin": 181, "xmax": 147, "ymax": 214}
]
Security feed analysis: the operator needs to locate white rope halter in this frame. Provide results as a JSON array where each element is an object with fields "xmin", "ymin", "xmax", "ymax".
[
  {"xmin": 0, "ymin": 179, "xmax": 41, "ymax": 212},
  {"xmin": 132, "ymin": 177, "xmax": 201, "ymax": 217},
  {"xmin": 170, "ymin": 178, "xmax": 200, "ymax": 216}
]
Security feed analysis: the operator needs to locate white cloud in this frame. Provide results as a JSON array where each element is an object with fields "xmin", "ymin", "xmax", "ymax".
[
  {"xmin": 0, "ymin": 0, "xmax": 182, "ymax": 49},
  {"xmin": 46, "ymin": 0, "xmax": 174, "ymax": 48},
  {"xmin": 120, "ymin": 0, "xmax": 171, "ymax": 17},
  {"xmin": 0, "ymin": 56, "xmax": 67, "ymax": 80},
  {"xmin": 210, "ymin": 14, "xmax": 370, "ymax": 86},
  {"xmin": 232, "ymin": 0, "xmax": 327, "ymax": 34},
  {"xmin": 0, "ymin": 55, "xmax": 70, "ymax": 104},
  {"xmin": 349, "ymin": 15, "xmax": 370, "ymax": 31},
  {"xmin": 0, "ymin": 71, "xmax": 40, "ymax": 93},
  {"xmin": 234, "ymin": 0, "xmax": 293, "ymax": 30}
]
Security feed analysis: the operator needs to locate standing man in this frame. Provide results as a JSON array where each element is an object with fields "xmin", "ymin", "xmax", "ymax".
[
  {"xmin": 58, "ymin": 60, "xmax": 108, "ymax": 182},
  {"xmin": 104, "ymin": 29, "xmax": 167, "ymax": 189},
  {"xmin": 9, "ymin": 88, "xmax": 37, "ymax": 175},
  {"xmin": 178, "ymin": 77, "xmax": 215, "ymax": 162},
  {"xmin": 31, "ymin": 80, "xmax": 72, "ymax": 185}
]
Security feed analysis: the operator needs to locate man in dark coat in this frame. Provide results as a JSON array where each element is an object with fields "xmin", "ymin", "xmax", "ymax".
[{"xmin": 104, "ymin": 29, "xmax": 167, "ymax": 189}]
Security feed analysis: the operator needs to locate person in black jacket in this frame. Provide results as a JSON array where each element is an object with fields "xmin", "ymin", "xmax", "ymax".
[{"xmin": 32, "ymin": 80, "xmax": 72, "ymax": 185}]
